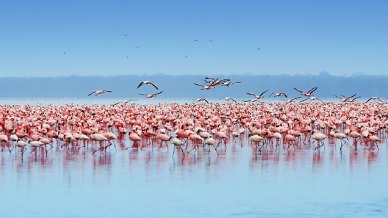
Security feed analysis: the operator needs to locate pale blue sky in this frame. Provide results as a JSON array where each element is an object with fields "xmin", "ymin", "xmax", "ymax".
[{"xmin": 0, "ymin": 0, "xmax": 387, "ymax": 77}]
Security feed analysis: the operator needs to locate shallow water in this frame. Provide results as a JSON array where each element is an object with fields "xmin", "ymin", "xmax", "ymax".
[
  {"xmin": 1, "ymin": 140, "xmax": 388, "ymax": 218},
  {"xmin": 0, "ymin": 98, "xmax": 387, "ymax": 218}
]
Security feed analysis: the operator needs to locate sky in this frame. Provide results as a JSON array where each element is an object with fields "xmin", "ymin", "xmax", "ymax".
[{"xmin": 0, "ymin": 0, "xmax": 387, "ymax": 77}]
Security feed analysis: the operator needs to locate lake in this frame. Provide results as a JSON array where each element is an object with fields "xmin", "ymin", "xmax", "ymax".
[{"xmin": 0, "ymin": 98, "xmax": 387, "ymax": 218}]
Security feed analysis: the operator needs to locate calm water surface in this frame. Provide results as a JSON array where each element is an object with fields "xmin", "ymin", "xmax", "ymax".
[{"xmin": 0, "ymin": 98, "xmax": 387, "ymax": 218}]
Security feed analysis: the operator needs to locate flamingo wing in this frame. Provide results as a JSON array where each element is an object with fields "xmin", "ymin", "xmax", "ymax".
[
  {"xmin": 293, "ymin": 88, "xmax": 304, "ymax": 94},
  {"xmin": 149, "ymin": 82, "xmax": 159, "ymax": 90},
  {"xmin": 300, "ymin": 98, "xmax": 309, "ymax": 102},
  {"xmin": 259, "ymin": 89, "xmax": 268, "ymax": 97},
  {"xmin": 193, "ymin": 83, "xmax": 204, "ymax": 87},
  {"xmin": 308, "ymin": 86, "xmax": 318, "ymax": 94}
]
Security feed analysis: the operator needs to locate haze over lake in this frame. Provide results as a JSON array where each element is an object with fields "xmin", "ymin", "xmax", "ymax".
[{"xmin": 1, "ymin": 73, "xmax": 387, "ymax": 98}]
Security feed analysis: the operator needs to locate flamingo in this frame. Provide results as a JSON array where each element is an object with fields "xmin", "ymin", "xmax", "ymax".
[
  {"xmin": 139, "ymin": 91, "xmax": 163, "ymax": 98},
  {"xmin": 137, "ymin": 81, "xmax": 159, "ymax": 90},
  {"xmin": 169, "ymin": 136, "xmax": 185, "ymax": 157},
  {"xmin": 293, "ymin": 86, "xmax": 318, "ymax": 97},
  {"xmin": 204, "ymin": 137, "xmax": 218, "ymax": 155},
  {"xmin": 193, "ymin": 98, "xmax": 210, "ymax": 104},
  {"xmin": 248, "ymin": 134, "xmax": 264, "ymax": 152},
  {"xmin": 90, "ymin": 133, "xmax": 108, "ymax": 155},
  {"xmin": 333, "ymin": 132, "xmax": 348, "ymax": 151},
  {"xmin": 246, "ymin": 90, "xmax": 268, "ymax": 100},
  {"xmin": 269, "ymin": 92, "xmax": 288, "ymax": 98},
  {"xmin": 365, "ymin": 97, "xmax": 383, "ymax": 103},
  {"xmin": 312, "ymin": 131, "xmax": 327, "ymax": 150},
  {"xmin": 87, "ymin": 90, "xmax": 112, "ymax": 96},
  {"xmin": 221, "ymin": 81, "xmax": 241, "ymax": 87},
  {"xmin": 220, "ymin": 97, "xmax": 237, "ymax": 103}
]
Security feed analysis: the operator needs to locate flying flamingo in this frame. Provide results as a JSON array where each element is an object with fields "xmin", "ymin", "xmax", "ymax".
[
  {"xmin": 193, "ymin": 83, "xmax": 216, "ymax": 90},
  {"xmin": 137, "ymin": 81, "xmax": 159, "ymax": 90},
  {"xmin": 293, "ymin": 86, "xmax": 318, "ymax": 97},
  {"xmin": 88, "ymin": 90, "xmax": 112, "ymax": 96},
  {"xmin": 139, "ymin": 91, "xmax": 163, "ymax": 98},
  {"xmin": 221, "ymin": 81, "xmax": 241, "ymax": 87},
  {"xmin": 269, "ymin": 92, "xmax": 288, "ymax": 98},
  {"xmin": 365, "ymin": 97, "xmax": 383, "ymax": 103},
  {"xmin": 286, "ymin": 97, "xmax": 302, "ymax": 103},
  {"xmin": 246, "ymin": 90, "xmax": 268, "ymax": 100},
  {"xmin": 220, "ymin": 97, "xmax": 237, "ymax": 103},
  {"xmin": 193, "ymin": 98, "xmax": 210, "ymax": 104}
]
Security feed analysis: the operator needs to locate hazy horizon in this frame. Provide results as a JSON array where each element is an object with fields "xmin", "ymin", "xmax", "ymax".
[{"xmin": 1, "ymin": 73, "xmax": 387, "ymax": 98}]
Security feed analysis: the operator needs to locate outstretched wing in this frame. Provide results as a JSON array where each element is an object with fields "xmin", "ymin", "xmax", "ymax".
[
  {"xmin": 300, "ymin": 98, "xmax": 309, "ymax": 102},
  {"xmin": 344, "ymin": 93, "xmax": 357, "ymax": 102},
  {"xmin": 246, "ymin": 92, "xmax": 256, "ymax": 96},
  {"xmin": 291, "ymin": 96, "xmax": 302, "ymax": 101},
  {"xmin": 308, "ymin": 86, "xmax": 318, "ymax": 94},
  {"xmin": 87, "ymin": 91, "xmax": 95, "ymax": 96},
  {"xmin": 149, "ymin": 82, "xmax": 159, "ymax": 90},
  {"xmin": 365, "ymin": 97, "xmax": 374, "ymax": 103},
  {"xmin": 194, "ymin": 83, "xmax": 204, "ymax": 87},
  {"xmin": 137, "ymin": 81, "xmax": 145, "ymax": 89},
  {"xmin": 293, "ymin": 88, "xmax": 303, "ymax": 94},
  {"xmin": 259, "ymin": 89, "xmax": 268, "ymax": 97}
]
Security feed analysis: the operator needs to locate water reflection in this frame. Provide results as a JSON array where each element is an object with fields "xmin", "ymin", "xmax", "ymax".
[
  {"xmin": 1, "ymin": 141, "xmax": 388, "ymax": 218},
  {"xmin": 1, "ymin": 141, "xmax": 387, "ymax": 176}
]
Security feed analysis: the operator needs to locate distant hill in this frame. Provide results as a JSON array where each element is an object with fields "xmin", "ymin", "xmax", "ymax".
[{"xmin": 0, "ymin": 74, "xmax": 387, "ymax": 98}]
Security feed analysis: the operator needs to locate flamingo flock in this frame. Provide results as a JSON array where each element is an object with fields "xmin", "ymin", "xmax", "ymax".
[{"xmin": 0, "ymin": 101, "xmax": 387, "ymax": 158}]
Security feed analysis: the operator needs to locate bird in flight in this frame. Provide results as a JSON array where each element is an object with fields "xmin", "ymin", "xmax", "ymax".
[
  {"xmin": 221, "ymin": 81, "xmax": 241, "ymax": 87},
  {"xmin": 269, "ymin": 92, "xmax": 288, "ymax": 98},
  {"xmin": 220, "ymin": 97, "xmax": 237, "ymax": 103},
  {"xmin": 293, "ymin": 86, "xmax": 318, "ymax": 97},
  {"xmin": 193, "ymin": 98, "xmax": 210, "ymax": 104},
  {"xmin": 246, "ymin": 90, "xmax": 268, "ymax": 100},
  {"xmin": 365, "ymin": 97, "xmax": 383, "ymax": 103},
  {"xmin": 193, "ymin": 83, "xmax": 216, "ymax": 90},
  {"xmin": 243, "ymin": 99, "xmax": 262, "ymax": 103},
  {"xmin": 335, "ymin": 94, "xmax": 360, "ymax": 103},
  {"xmin": 137, "ymin": 81, "xmax": 159, "ymax": 90},
  {"xmin": 139, "ymin": 91, "xmax": 163, "ymax": 98},
  {"xmin": 112, "ymin": 99, "xmax": 137, "ymax": 106},
  {"xmin": 286, "ymin": 96, "xmax": 302, "ymax": 103},
  {"xmin": 88, "ymin": 90, "xmax": 112, "ymax": 96}
]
